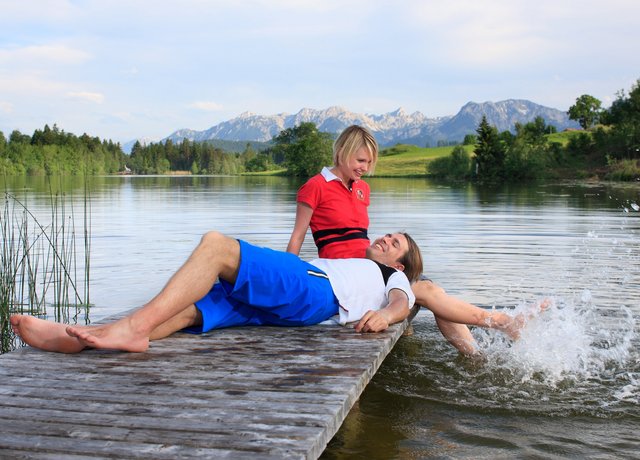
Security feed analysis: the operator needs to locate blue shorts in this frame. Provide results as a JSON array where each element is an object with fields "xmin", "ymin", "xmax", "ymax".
[{"xmin": 184, "ymin": 240, "xmax": 340, "ymax": 333}]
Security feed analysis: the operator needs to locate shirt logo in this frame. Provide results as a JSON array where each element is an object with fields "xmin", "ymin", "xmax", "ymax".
[{"xmin": 356, "ymin": 189, "xmax": 364, "ymax": 200}]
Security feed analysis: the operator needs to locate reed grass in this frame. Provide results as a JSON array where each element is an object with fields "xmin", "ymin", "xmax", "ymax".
[{"xmin": 0, "ymin": 183, "xmax": 91, "ymax": 354}]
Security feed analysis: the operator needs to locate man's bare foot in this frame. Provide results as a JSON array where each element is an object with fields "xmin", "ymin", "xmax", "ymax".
[
  {"xmin": 66, "ymin": 319, "xmax": 150, "ymax": 353},
  {"xmin": 494, "ymin": 298, "xmax": 552, "ymax": 340},
  {"xmin": 10, "ymin": 315, "xmax": 86, "ymax": 353}
]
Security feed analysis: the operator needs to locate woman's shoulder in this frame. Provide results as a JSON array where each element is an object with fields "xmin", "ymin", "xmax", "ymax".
[
  {"xmin": 297, "ymin": 173, "xmax": 327, "ymax": 203},
  {"xmin": 300, "ymin": 172, "xmax": 329, "ymax": 189}
]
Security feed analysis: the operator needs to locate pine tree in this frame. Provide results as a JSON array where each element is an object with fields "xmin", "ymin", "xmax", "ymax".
[{"xmin": 474, "ymin": 116, "xmax": 505, "ymax": 181}]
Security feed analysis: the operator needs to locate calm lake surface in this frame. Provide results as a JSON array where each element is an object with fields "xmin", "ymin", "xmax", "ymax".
[{"xmin": 3, "ymin": 175, "xmax": 639, "ymax": 459}]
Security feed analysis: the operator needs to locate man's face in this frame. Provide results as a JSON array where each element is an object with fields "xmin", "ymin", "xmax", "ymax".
[{"xmin": 366, "ymin": 233, "xmax": 409, "ymax": 270}]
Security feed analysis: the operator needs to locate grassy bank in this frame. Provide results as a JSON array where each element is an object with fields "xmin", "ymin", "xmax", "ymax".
[
  {"xmin": 375, "ymin": 144, "xmax": 468, "ymax": 177},
  {"xmin": 374, "ymin": 130, "xmax": 638, "ymax": 180},
  {"xmin": 232, "ymin": 130, "xmax": 638, "ymax": 181},
  {"xmin": 241, "ymin": 144, "xmax": 463, "ymax": 177}
]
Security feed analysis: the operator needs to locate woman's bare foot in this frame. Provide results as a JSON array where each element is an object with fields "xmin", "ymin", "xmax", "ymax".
[
  {"xmin": 10, "ymin": 315, "xmax": 86, "ymax": 353},
  {"xmin": 66, "ymin": 318, "xmax": 150, "ymax": 353}
]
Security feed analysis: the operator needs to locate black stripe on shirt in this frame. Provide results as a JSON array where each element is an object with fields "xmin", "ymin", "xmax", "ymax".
[
  {"xmin": 313, "ymin": 227, "xmax": 368, "ymax": 240},
  {"xmin": 314, "ymin": 229, "xmax": 368, "ymax": 251},
  {"xmin": 371, "ymin": 260, "xmax": 398, "ymax": 285}
]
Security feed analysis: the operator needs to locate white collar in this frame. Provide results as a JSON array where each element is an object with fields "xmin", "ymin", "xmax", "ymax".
[{"xmin": 320, "ymin": 166, "xmax": 340, "ymax": 182}]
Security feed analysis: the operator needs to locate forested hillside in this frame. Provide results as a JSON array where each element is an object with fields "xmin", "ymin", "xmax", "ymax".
[{"xmin": 0, "ymin": 125, "xmax": 125, "ymax": 175}]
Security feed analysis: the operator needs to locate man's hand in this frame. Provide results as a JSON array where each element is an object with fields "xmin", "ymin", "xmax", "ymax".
[
  {"xmin": 354, "ymin": 289, "xmax": 410, "ymax": 333},
  {"xmin": 354, "ymin": 310, "xmax": 391, "ymax": 333}
]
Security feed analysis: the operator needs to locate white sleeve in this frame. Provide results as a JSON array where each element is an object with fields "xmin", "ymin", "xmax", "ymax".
[{"xmin": 386, "ymin": 271, "xmax": 415, "ymax": 306}]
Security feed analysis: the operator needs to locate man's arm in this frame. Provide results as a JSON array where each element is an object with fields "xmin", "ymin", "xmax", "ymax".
[{"xmin": 354, "ymin": 288, "xmax": 410, "ymax": 333}]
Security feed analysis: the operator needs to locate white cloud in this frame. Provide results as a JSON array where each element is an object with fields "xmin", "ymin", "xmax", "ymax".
[
  {"xmin": 0, "ymin": 101, "xmax": 13, "ymax": 114},
  {"xmin": 66, "ymin": 91, "xmax": 105, "ymax": 104},
  {"xmin": 112, "ymin": 112, "xmax": 134, "ymax": 122},
  {"xmin": 0, "ymin": 75, "xmax": 67, "ymax": 95},
  {"xmin": 0, "ymin": 44, "xmax": 91, "ymax": 65},
  {"xmin": 0, "ymin": 0, "xmax": 77, "ymax": 23},
  {"xmin": 401, "ymin": 0, "xmax": 640, "ymax": 72},
  {"xmin": 121, "ymin": 67, "xmax": 139, "ymax": 76},
  {"xmin": 403, "ymin": 1, "xmax": 555, "ymax": 67},
  {"xmin": 188, "ymin": 101, "xmax": 224, "ymax": 112},
  {"xmin": 248, "ymin": 0, "xmax": 344, "ymax": 10}
]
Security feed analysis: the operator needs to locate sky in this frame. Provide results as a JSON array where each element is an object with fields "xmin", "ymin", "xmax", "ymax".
[{"xmin": 1, "ymin": 0, "xmax": 639, "ymax": 145}]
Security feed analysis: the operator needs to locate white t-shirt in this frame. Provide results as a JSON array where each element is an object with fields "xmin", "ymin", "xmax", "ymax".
[{"xmin": 309, "ymin": 258, "xmax": 415, "ymax": 325}]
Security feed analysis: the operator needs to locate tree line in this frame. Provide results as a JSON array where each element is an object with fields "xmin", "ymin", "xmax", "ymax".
[
  {"xmin": 0, "ymin": 124, "xmax": 125, "ymax": 175},
  {"xmin": 128, "ymin": 139, "xmax": 244, "ymax": 175},
  {"xmin": 127, "ymin": 123, "xmax": 332, "ymax": 176},
  {"xmin": 0, "ymin": 121, "xmax": 330, "ymax": 177},
  {"xmin": 429, "ymin": 78, "xmax": 640, "ymax": 182}
]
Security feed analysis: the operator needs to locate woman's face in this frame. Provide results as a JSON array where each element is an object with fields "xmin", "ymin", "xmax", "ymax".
[{"xmin": 336, "ymin": 146, "xmax": 372, "ymax": 183}]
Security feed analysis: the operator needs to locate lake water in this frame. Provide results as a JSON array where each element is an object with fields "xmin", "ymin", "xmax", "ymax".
[{"xmin": 3, "ymin": 175, "xmax": 639, "ymax": 459}]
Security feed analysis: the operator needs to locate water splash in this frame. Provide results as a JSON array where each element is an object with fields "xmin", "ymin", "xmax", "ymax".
[
  {"xmin": 462, "ymin": 292, "xmax": 638, "ymax": 416},
  {"xmin": 475, "ymin": 295, "xmax": 635, "ymax": 385},
  {"xmin": 611, "ymin": 372, "xmax": 639, "ymax": 406}
]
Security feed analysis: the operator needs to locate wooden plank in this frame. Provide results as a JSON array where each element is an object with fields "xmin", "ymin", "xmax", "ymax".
[{"xmin": 0, "ymin": 306, "xmax": 418, "ymax": 459}]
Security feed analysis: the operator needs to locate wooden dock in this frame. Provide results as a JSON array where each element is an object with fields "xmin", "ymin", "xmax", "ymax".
[{"xmin": 0, "ymin": 307, "xmax": 417, "ymax": 459}]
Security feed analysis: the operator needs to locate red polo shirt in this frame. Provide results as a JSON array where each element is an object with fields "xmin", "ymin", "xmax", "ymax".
[{"xmin": 297, "ymin": 167, "xmax": 370, "ymax": 259}]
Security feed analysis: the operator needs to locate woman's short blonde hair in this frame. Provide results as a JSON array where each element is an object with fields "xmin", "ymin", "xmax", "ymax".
[{"xmin": 333, "ymin": 125, "xmax": 378, "ymax": 175}]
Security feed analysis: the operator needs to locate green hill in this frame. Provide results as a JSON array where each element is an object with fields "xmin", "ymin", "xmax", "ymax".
[
  {"xmin": 545, "ymin": 129, "xmax": 584, "ymax": 146},
  {"xmin": 375, "ymin": 144, "xmax": 473, "ymax": 177}
]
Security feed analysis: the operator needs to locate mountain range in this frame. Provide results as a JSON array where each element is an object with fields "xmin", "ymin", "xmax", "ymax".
[{"xmin": 124, "ymin": 99, "xmax": 578, "ymax": 153}]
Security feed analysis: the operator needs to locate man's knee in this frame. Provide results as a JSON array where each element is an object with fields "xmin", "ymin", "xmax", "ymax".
[
  {"xmin": 200, "ymin": 231, "xmax": 239, "ymax": 255},
  {"xmin": 200, "ymin": 230, "xmax": 227, "ymax": 248},
  {"xmin": 200, "ymin": 231, "xmax": 240, "ymax": 280}
]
